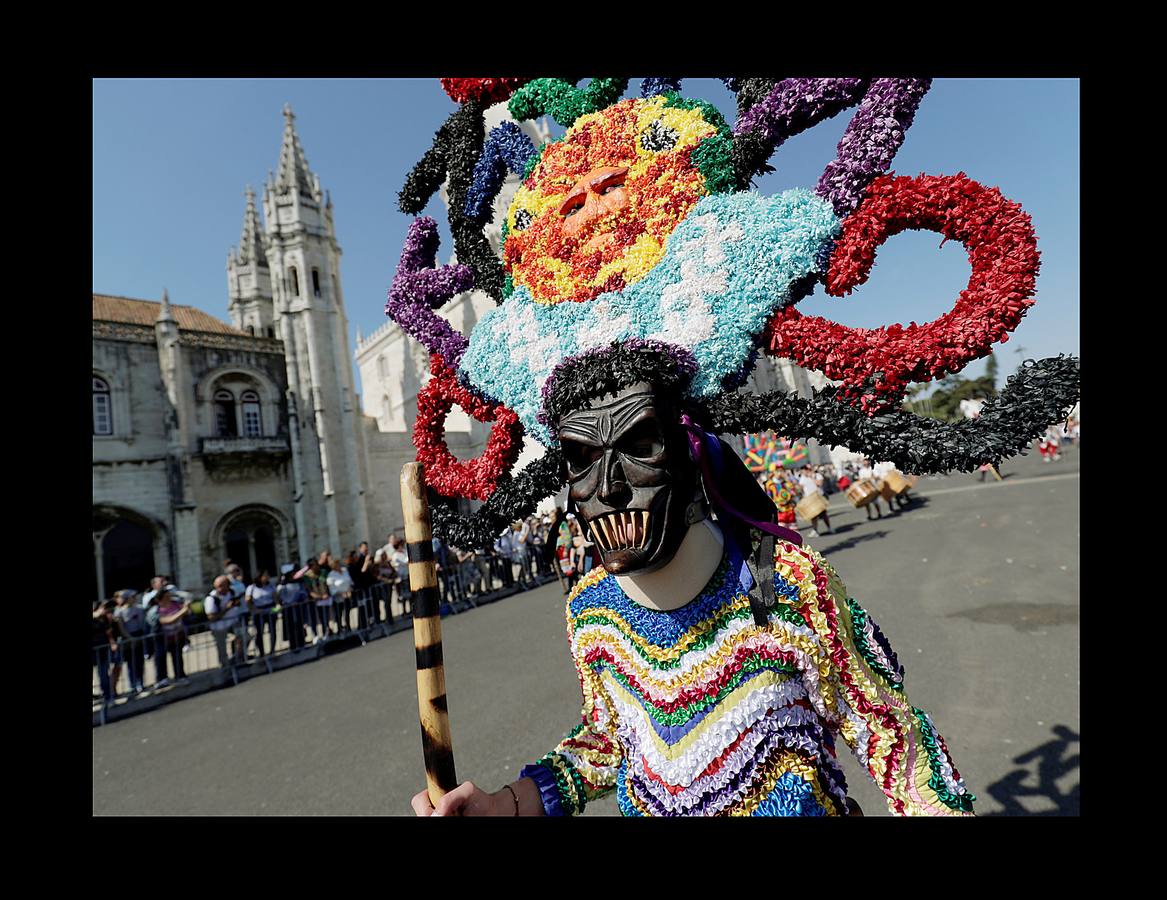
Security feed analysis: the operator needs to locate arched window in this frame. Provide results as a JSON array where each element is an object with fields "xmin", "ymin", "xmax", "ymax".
[
  {"xmin": 266, "ymin": 326, "xmax": 275, "ymax": 338},
  {"xmin": 312, "ymin": 268, "xmax": 321, "ymax": 298},
  {"xmin": 332, "ymin": 274, "xmax": 339, "ymax": 305},
  {"xmin": 214, "ymin": 389, "xmax": 238, "ymax": 437},
  {"xmin": 381, "ymin": 394, "xmax": 391, "ymax": 422},
  {"xmin": 289, "ymin": 266, "xmax": 300, "ymax": 298},
  {"xmin": 246, "ymin": 325, "xmax": 255, "ymax": 336},
  {"xmin": 92, "ymin": 376, "xmax": 113, "ymax": 436},
  {"xmin": 378, "ymin": 354, "xmax": 389, "ymax": 379},
  {"xmin": 241, "ymin": 390, "xmax": 262, "ymax": 437}
]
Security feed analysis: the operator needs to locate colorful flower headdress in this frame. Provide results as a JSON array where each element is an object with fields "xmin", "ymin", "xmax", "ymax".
[{"xmin": 386, "ymin": 78, "xmax": 1080, "ymax": 547}]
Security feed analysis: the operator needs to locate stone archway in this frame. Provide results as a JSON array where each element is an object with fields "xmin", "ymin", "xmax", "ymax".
[
  {"xmin": 92, "ymin": 506, "xmax": 169, "ymax": 604},
  {"xmin": 212, "ymin": 504, "xmax": 291, "ymax": 584}
]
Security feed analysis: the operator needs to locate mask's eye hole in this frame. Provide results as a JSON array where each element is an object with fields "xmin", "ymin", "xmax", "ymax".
[
  {"xmin": 562, "ymin": 439, "xmax": 602, "ymax": 471},
  {"xmin": 617, "ymin": 419, "xmax": 664, "ymax": 459},
  {"xmin": 640, "ymin": 120, "xmax": 679, "ymax": 153},
  {"xmin": 513, "ymin": 209, "xmax": 532, "ymax": 231}
]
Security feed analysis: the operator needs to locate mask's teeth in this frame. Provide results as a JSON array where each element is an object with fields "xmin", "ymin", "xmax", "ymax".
[
  {"xmin": 640, "ymin": 511, "xmax": 649, "ymax": 549},
  {"xmin": 597, "ymin": 516, "xmax": 614, "ymax": 551},
  {"xmin": 620, "ymin": 512, "xmax": 629, "ymax": 547}
]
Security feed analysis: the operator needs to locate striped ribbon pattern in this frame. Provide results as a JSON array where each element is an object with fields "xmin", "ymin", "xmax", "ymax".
[{"xmin": 525, "ymin": 540, "xmax": 975, "ymax": 816}]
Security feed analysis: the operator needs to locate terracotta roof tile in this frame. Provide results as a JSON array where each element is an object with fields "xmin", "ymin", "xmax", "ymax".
[{"xmin": 92, "ymin": 294, "xmax": 245, "ymax": 336}]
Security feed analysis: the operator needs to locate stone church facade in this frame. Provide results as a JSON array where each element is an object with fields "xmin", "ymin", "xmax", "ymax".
[{"xmin": 92, "ymin": 107, "xmax": 369, "ymax": 600}]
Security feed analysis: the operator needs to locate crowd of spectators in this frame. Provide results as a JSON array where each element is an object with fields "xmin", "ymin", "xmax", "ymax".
[{"xmin": 93, "ymin": 513, "xmax": 592, "ymax": 705}]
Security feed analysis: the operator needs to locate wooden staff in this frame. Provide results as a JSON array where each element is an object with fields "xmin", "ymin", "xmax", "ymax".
[{"xmin": 400, "ymin": 462, "xmax": 457, "ymax": 805}]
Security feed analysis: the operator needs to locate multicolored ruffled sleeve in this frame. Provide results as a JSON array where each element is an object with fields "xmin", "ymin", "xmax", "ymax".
[
  {"xmin": 520, "ymin": 603, "xmax": 623, "ymax": 816},
  {"xmin": 772, "ymin": 541, "xmax": 976, "ymax": 816}
]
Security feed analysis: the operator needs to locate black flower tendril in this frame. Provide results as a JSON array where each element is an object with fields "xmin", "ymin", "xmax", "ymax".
[
  {"xmin": 640, "ymin": 119, "xmax": 679, "ymax": 153},
  {"xmin": 514, "ymin": 209, "xmax": 532, "ymax": 231}
]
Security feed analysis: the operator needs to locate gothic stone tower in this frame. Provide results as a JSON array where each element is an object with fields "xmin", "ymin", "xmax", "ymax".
[
  {"xmin": 227, "ymin": 186, "xmax": 275, "ymax": 337},
  {"xmin": 242, "ymin": 105, "xmax": 369, "ymax": 560}
]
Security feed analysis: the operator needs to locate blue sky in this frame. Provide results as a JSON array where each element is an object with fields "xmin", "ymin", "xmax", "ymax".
[{"xmin": 93, "ymin": 78, "xmax": 1078, "ymax": 399}]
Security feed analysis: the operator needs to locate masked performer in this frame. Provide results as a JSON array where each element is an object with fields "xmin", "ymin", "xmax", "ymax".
[
  {"xmin": 390, "ymin": 78, "xmax": 1080, "ymax": 816},
  {"xmin": 743, "ymin": 433, "xmax": 807, "ymax": 532}
]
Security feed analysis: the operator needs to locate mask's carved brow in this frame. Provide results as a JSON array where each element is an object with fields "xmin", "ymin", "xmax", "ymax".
[
  {"xmin": 611, "ymin": 403, "xmax": 656, "ymax": 439},
  {"xmin": 559, "ymin": 419, "xmax": 602, "ymax": 445}
]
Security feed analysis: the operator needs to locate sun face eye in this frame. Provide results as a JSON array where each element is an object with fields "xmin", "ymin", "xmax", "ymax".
[
  {"xmin": 513, "ymin": 209, "xmax": 532, "ymax": 231},
  {"xmin": 640, "ymin": 119, "xmax": 679, "ymax": 153},
  {"xmin": 563, "ymin": 200, "xmax": 584, "ymax": 218}
]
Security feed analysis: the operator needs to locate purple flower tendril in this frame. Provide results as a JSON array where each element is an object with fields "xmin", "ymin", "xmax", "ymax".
[
  {"xmin": 733, "ymin": 78, "xmax": 868, "ymax": 142},
  {"xmin": 384, "ymin": 216, "xmax": 474, "ymax": 368},
  {"xmin": 816, "ymin": 78, "xmax": 932, "ymax": 219}
]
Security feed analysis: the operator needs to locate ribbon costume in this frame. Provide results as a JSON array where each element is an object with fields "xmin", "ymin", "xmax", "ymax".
[{"xmin": 387, "ymin": 78, "xmax": 1080, "ymax": 816}]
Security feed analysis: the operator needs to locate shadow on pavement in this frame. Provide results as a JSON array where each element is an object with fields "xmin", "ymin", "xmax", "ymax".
[
  {"xmin": 818, "ymin": 530, "xmax": 890, "ymax": 555},
  {"xmin": 982, "ymin": 724, "xmax": 1080, "ymax": 816},
  {"xmin": 947, "ymin": 602, "xmax": 1078, "ymax": 634}
]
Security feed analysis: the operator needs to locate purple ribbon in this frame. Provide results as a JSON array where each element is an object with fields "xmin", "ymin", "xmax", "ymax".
[{"xmin": 679, "ymin": 415, "xmax": 803, "ymax": 548}]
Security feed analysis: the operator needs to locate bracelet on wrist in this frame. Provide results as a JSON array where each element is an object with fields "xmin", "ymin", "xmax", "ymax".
[{"xmin": 502, "ymin": 783, "xmax": 520, "ymax": 816}]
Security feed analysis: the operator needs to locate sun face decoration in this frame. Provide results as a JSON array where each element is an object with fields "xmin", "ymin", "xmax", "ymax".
[{"xmin": 502, "ymin": 95, "xmax": 733, "ymax": 305}]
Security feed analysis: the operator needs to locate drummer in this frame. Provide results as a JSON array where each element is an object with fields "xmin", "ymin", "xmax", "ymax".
[
  {"xmin": 797, "ymin": 465, "xmax": 833, "ymax": 537},
  {"xmin": 873, "ymin": 460, "xmax": 912, "ymax": 510},
  {"xmin": 857, "ymin": 459, "xmax": 887, "ymax": 521}
]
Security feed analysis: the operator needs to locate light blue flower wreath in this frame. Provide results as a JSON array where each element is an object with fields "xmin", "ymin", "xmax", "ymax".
[{"xmin": 458, "ymin": 189, "xmax": 841, "ymax": 446}]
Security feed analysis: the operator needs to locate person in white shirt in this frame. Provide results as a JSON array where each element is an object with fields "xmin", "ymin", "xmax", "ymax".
[
  {"xmin": 113, "ymin": 590, "xmax": 148, "ymax": 694},
  {"xmin": 958, "ymin": 397, "xmax": 985, "ymax": 420},
  {"xmin": 205, "ymin": 575, "xmax": 245, "ymax": 668},
  {"xmin": 326, "ymin": 558, "xmax": 355, "ymax": 634},
  {"xmin": 245, "ymin": 571, "xmax": 278, "ymax": 657},
  {"xmin": 873, "ymin": 460, "xmax": 913, "ymax": 510},
  {"xmin": 796, "ymin": 466, "xmax": 832, "ymax": 537},
  {"xmin": 512, "ymin": 520, "xmax": 533, "ymax": 589},
  {"xmin": 495, "ymin": 529, "xmax": 515, "ymax": 588},
  {"xmin": 857, "ymin": 459, "xmax": 886, "ymax": 521},
  {"xmin": 276, "ymin": 564, "xmax": 309, "ymax": 652}
]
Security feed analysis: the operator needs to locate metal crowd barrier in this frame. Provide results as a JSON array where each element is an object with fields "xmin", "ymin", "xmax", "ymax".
[{"xmin": 93, "ymin": 568, "xmax": 561, "ymax": 724}]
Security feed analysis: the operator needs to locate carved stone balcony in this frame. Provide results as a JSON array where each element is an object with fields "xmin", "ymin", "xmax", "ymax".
[
  {"xmin": 202, "ymin": 436, "xmax": 289, "ymax": 455},
  {"xmin": 199, "ymin": 436, "xmax": 290, "ymax": 476}
]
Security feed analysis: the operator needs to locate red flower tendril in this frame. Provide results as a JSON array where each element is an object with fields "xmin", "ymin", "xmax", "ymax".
[
  {"xmin": 440, "ymin": 78, "xmax": 531, "ymax": 106},
  {"xmin": 414, "ymin": 356, "xmax": 524, "ymax": 501},
  {"xmin": 764, "ymin": 172, "xmax": 1040, "ymax": 414}
]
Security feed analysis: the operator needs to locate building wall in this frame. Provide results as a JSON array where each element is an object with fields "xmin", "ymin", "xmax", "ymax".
[{"xmin": 93, "ymin": 318, "xmax": 306, "ymax": 595}]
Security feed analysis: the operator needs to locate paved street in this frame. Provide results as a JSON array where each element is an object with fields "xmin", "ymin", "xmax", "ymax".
[{"xmin": 93, "ymin": 445, "xmax": 1079, "ymax": 816}]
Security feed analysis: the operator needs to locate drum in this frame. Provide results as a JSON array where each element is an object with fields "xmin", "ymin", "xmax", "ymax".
[
  {"xmin": 883, "ymin": 470, "xmax": 911, "ymax": 495},
  {"xmin": 878, "ymin": 480, "xmax": 895, "ymax": 502},
  {"xmin": 846, "ymin": 480, "xmax": 879, "ymax": 508},
  {"xmin": 795, "ymin": 493, "xmax": 828, "ymax": 523}
]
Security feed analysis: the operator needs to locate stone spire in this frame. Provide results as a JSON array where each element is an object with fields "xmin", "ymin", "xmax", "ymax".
[
  {"xmin": 157, "ymin": 287, "xmax": 175, "ymax": 324},
  {"xmin": 236, "ymin": 186, "xmax": 268, "ymax": 266},
  {"xmin": 275, "ymin": 104, "xmax": 317, "ymax": 199}
]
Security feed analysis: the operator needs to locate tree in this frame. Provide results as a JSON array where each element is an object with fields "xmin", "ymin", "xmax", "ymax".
[{"xmin": 903, "ymin": 368, "xmax": 998, "ymax": 423}]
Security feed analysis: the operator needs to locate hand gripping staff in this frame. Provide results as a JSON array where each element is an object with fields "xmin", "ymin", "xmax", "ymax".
[{"xmin": 400, "ymin": 462, "xmax": 457, "ymax": 806}]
